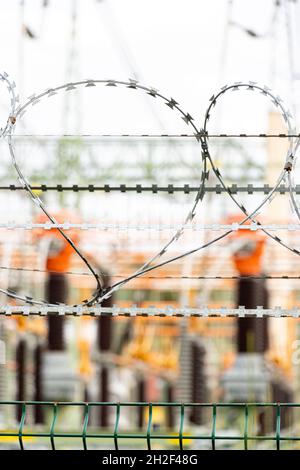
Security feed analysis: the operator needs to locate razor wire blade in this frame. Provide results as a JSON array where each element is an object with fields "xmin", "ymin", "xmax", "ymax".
[{"xmin": 1, "ymin": 73, "xmax": 300, "ymax": 310}]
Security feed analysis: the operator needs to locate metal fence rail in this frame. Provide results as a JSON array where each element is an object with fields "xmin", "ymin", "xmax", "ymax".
[{"xmin": 0, "ymin": 401, "xmax": 299, "ymax": 450}]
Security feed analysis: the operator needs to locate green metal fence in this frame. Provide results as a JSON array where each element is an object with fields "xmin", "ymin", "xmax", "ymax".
[{"xmin": 0, "ymin": 401, "xmax": 300, "ymax": 450}]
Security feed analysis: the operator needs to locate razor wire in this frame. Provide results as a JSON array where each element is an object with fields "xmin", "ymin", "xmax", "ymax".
[
  {"xmin": 3, "ymin": 76, "xmax": 209, "ymax": 307},
  {"xmin": 1, "ymin": 74, "xmax": 300, "ymax": 310},
  {"xmin": 0, "ymin": 183, "xmax": 300, "ymax": 193},
  {"xmin": 98, "ymin": 82, "xmax": 300, "ymax": 304},
  {"xmin": 0, "ymin": 401, "xmax": 297, "ymax": 451},
  {"xmin": 0, "ymin": 304, "xmax": 299, "ymax": 318},
  {"xmin": 200, "ymin": 83, "xmax": 300, "ymax": 260},
  {"xmin": 1, "ymin": 222, "xmax": 300, "ymax": 231}
]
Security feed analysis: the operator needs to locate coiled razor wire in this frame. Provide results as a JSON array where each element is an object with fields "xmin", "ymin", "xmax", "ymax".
[
  {"xmin": 201, "ymin": 82, "xmax": 300, "ymax": 259},
  {"xmin": 2, "ymin": 74, "xmax": 300, "ymax": 311},
  {"xmin": 1, "ymin": 401, "xmax": 299, "ymax": 451}
]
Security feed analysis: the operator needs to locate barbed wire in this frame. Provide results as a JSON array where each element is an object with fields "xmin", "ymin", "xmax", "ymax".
[
  {"xmin": 0, "ymin": 263, "xmax": 298, "ymax": 280},
  {"xmin": 1, "ymin": 183, "xmax": 300, "ymax": 194},
  {"xmin": 95, "ymin": 82, "xmax": 300, "ymax": 304},
  {"xmin": 0, "ymin": 304, "xmax": 299, "ymax": 318},
  {"xmin": 91, "ymin": 82, "xmax": 300, "ymax": 304},
  {"xmin": 2, "ymin": 75, "xmax": 300, "ymax": 309},
  {"xmin": 199, "ymin": 82, "xmax": 300, "ymax": 269},
  {"xmin": 0, "ymin": 71, "xmax": 18, "ymax": 138},
  {"xmin": 1, "ymin": 222, "xmax": 300, "ymax": 231}
]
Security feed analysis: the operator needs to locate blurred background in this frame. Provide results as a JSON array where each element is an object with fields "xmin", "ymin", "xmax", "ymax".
[{"xmin": 1, "ymin": 0, "xmax": 300, "ymax": 449}]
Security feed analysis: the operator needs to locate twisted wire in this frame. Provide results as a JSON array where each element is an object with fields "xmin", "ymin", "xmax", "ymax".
[{"xmin": 1, "ymin": 183, "xmax": 300, "ymax": 194}]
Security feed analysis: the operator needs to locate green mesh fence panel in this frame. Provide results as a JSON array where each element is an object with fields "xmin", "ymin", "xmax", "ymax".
[{"xmin": 0, "ymin": 402, "xmax": 299, "ymax": 450}]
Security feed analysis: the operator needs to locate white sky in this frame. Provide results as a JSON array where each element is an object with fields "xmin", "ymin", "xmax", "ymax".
[{"xmin": 0, "ymin": 0, "xmax": 299, "ymax": 133}]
